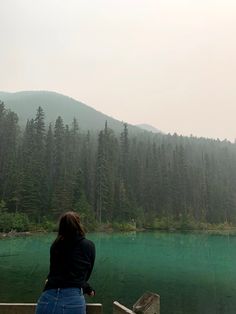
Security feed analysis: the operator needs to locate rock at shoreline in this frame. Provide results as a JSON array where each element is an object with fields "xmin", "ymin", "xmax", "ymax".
[{"xmin": 0, "ymin": 231, "xmax": 31, "ymax": 238}]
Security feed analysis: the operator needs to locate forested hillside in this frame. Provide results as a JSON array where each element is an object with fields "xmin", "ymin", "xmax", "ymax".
[
  {"xmin": 1, "ymin": 101, "xmax": 236, "ymax": 231},
  {"xmin": 0, "ymin": 91, "xmax": 142, "ymax": 133}
]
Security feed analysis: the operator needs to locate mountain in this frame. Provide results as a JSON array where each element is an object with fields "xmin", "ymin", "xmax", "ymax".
[
  {"xmin": 0, "ymin": 90, "xmax": 141, "ymax": 133},
  {"xmin": 136, "ymin": 123, "xmax": 162, "ymax": 133}
]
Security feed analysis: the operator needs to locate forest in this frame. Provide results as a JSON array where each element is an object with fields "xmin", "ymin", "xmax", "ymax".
[{"xmin": 1, "ymin": 101, "xmax": 236, "ymax": 232}]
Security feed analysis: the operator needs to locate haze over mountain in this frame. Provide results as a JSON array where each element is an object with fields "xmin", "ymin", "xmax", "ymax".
[
  {"xmin": 0, "ymin": 90, "xmax": 146, "ymax": 133},
  {"xmin": 136, "ymin": 124, "xmax": 162, "ymax": 133}
]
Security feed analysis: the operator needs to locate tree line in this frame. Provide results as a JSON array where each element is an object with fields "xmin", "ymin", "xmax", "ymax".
[{"xmin": 1, "ymin": 101, "xmax": 236, "ymax": 231}]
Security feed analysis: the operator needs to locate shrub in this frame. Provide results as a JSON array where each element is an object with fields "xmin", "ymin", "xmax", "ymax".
[
  {"xmin": 152, "ymin": 216, "xmax": 176, "ymax": 230},
  {"xmin": 12, "ymin": 212, "xmax": 30, "ymax": 231},
  {"xmin": 0, "ymin": 212, "xmax": 30, "ymax": 232},
  {"xmin": 112, "ymin": 222, "xmax": 136, "ymax": 231}
]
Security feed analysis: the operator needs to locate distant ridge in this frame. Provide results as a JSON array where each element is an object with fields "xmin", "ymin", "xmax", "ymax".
[
  {"xmin": 136, "ymin": 123, "xmax": 162, "ymax": 133},
  {"xmin": 0, "ymin": 90, "xmax": 141, "ymax": 133}
]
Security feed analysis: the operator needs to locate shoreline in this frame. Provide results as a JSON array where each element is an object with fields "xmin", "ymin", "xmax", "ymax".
[
  {"xmin": 0, "ymin": 231, "xmax": 32, "ymax": 238},
  {"xmin": 1, "ymin": 226, "xmax": 236, "ymax": 239}
]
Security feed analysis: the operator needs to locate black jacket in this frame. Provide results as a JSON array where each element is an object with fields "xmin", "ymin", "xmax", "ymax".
[{"xmin": 44, "ymin": 234, "xmax": 95, "ymax": 294}]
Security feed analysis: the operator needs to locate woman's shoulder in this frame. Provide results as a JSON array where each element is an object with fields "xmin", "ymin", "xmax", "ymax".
[
  {"xmin": 75, "ymin": 235, "xmax": 95, "ymax": 248},
  {"xmin": 74, "ymin": 236, "xmax": 95, "ymax": 257},
  {"xmin": 82, "ymin": 238, "xmax": 95, "ymax": 250}
]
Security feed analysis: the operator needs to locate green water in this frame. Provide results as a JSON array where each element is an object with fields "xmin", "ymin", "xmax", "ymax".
[{"xmin": 0, "ymin": 232, "xmax": 236, "ymax": 314}]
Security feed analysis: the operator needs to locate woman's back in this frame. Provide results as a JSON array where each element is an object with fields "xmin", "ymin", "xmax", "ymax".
[
  {"xmin": 45, "ymin": 234, "xmax": 95, "ymax": 293},
  {"xmin": 35, "ymin": 211, "xmax": 96, "ymax": 314}
]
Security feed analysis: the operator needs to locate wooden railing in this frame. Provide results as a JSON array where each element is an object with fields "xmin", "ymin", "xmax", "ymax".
[
  {"xmin": 0, "ymin": 291, "xmax": 160, "ymax": 314},
  {"xmin": 0, "ymin": 303, "xmax": 103, "ymax": 314}
]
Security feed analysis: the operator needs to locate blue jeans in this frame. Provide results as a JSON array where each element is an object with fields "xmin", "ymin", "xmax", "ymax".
[{"xmin": 35, "ymin": 288, "xmax": 86, "ymax": 314}]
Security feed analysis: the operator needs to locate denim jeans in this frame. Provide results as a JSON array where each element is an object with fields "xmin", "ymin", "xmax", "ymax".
[{"xmin": 35, "ymin": 288, "xmax": 86, "ymax": 314}]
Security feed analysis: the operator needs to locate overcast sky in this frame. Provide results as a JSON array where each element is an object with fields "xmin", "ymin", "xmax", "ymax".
[{"xmin": 1, "ymin": 0, "xmax": 236, "ymax": 141}]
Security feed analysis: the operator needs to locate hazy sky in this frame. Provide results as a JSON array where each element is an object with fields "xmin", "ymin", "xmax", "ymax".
[{"xmin": 1, "ymin": 0, "xmax": 236, "ymax": 141}]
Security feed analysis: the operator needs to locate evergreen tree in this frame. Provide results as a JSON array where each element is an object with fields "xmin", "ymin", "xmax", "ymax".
[
  {"xmin": 0, "ymin": 103, "xmax": 19, "ymax": 210},
  {"xmin": 95, "ymin": 122, "xmax": 118, "ymax": 222},
  {"xmin": 51, "ymin": 116, "xmax": 67, "ymax": 216}
]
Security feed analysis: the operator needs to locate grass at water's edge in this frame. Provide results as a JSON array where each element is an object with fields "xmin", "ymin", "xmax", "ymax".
[
  {"xmin": 1, "ymin": 222, "xmax": 236, "ymax": 238},
  {"xmin": 96, "ymin": 222, "xmax": 236, "ymax": 235},
  {"xmin": 1, "ymin": 207, "xmax": 236, "ymax": 235}
]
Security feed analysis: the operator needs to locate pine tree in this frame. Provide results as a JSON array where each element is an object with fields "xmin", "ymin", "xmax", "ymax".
[
  {"xmin": 20, "ymin": 119, "xmax": 39, "ymax": 218},
  {"xmin": 95, "ymin": 122, "xmax": 118, "ymax": 222},
  {"xmin": 51, "ymin": 116, "xmax": 67, "ymax": 216},
  {"xmin": 0, "ymin": 104, "xmax": 19, "ymax": 210}
]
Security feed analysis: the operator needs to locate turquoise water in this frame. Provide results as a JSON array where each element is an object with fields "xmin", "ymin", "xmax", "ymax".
[{"xmin": 0, "ymin": 232, "xmax": 236, "ymax": 314}]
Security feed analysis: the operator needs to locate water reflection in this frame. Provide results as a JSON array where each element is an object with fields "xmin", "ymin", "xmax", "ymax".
[{"xmin": 0, "ymin": 232, "xmax": 235, "ymax": 314}]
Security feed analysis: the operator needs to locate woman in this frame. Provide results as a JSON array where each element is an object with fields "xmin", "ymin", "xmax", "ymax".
[{"xmin": 36, "ymin": 211, "xmax": 95, "ymax": 314}]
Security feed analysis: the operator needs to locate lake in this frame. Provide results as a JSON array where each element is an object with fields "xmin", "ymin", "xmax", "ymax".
[{"xmin": 0, "ymin": 231, "xmax": 235, "ymax": 314}]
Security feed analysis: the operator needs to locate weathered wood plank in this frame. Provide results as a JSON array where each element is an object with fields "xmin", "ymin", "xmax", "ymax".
[
  {"xmin": 133, "ymin": 292, "xmax": 160, "ymax": 314},
  {"xmin": 113, "ymin": 301, "xmax": 135, "ymax": 314},
  {"xmin": 0, "ymin": 303, "xmax": 102, "ymax": 314},
  {"xmin": 87, "ymin": 303, "xmax": 103, "ymax": 314},
  {"xmin": 0, "ymin": 304, "xmax": 35, "ymax": 314}
]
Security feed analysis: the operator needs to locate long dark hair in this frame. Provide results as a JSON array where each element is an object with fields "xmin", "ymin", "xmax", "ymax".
[{"xmin": 55, "ymin": 211, "xmax": 85, "ymax": 242}]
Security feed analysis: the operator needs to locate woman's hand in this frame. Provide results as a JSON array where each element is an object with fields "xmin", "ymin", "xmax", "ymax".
[{"xmin": 88, "ymin": 290, "xmax": 95, "ymax": 297}]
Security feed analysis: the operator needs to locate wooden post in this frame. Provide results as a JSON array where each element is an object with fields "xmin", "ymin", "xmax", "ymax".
[
  {"xmin": 0, "ymin": 303, "xmax": 103, "ymax": 314},
  {"xmin": 132, "ymin": 292, "xmax": 160, "ymax": 314},
  {"xmin": 113, "ymin": 292, "xmax": 160, "ymax": 314}
]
